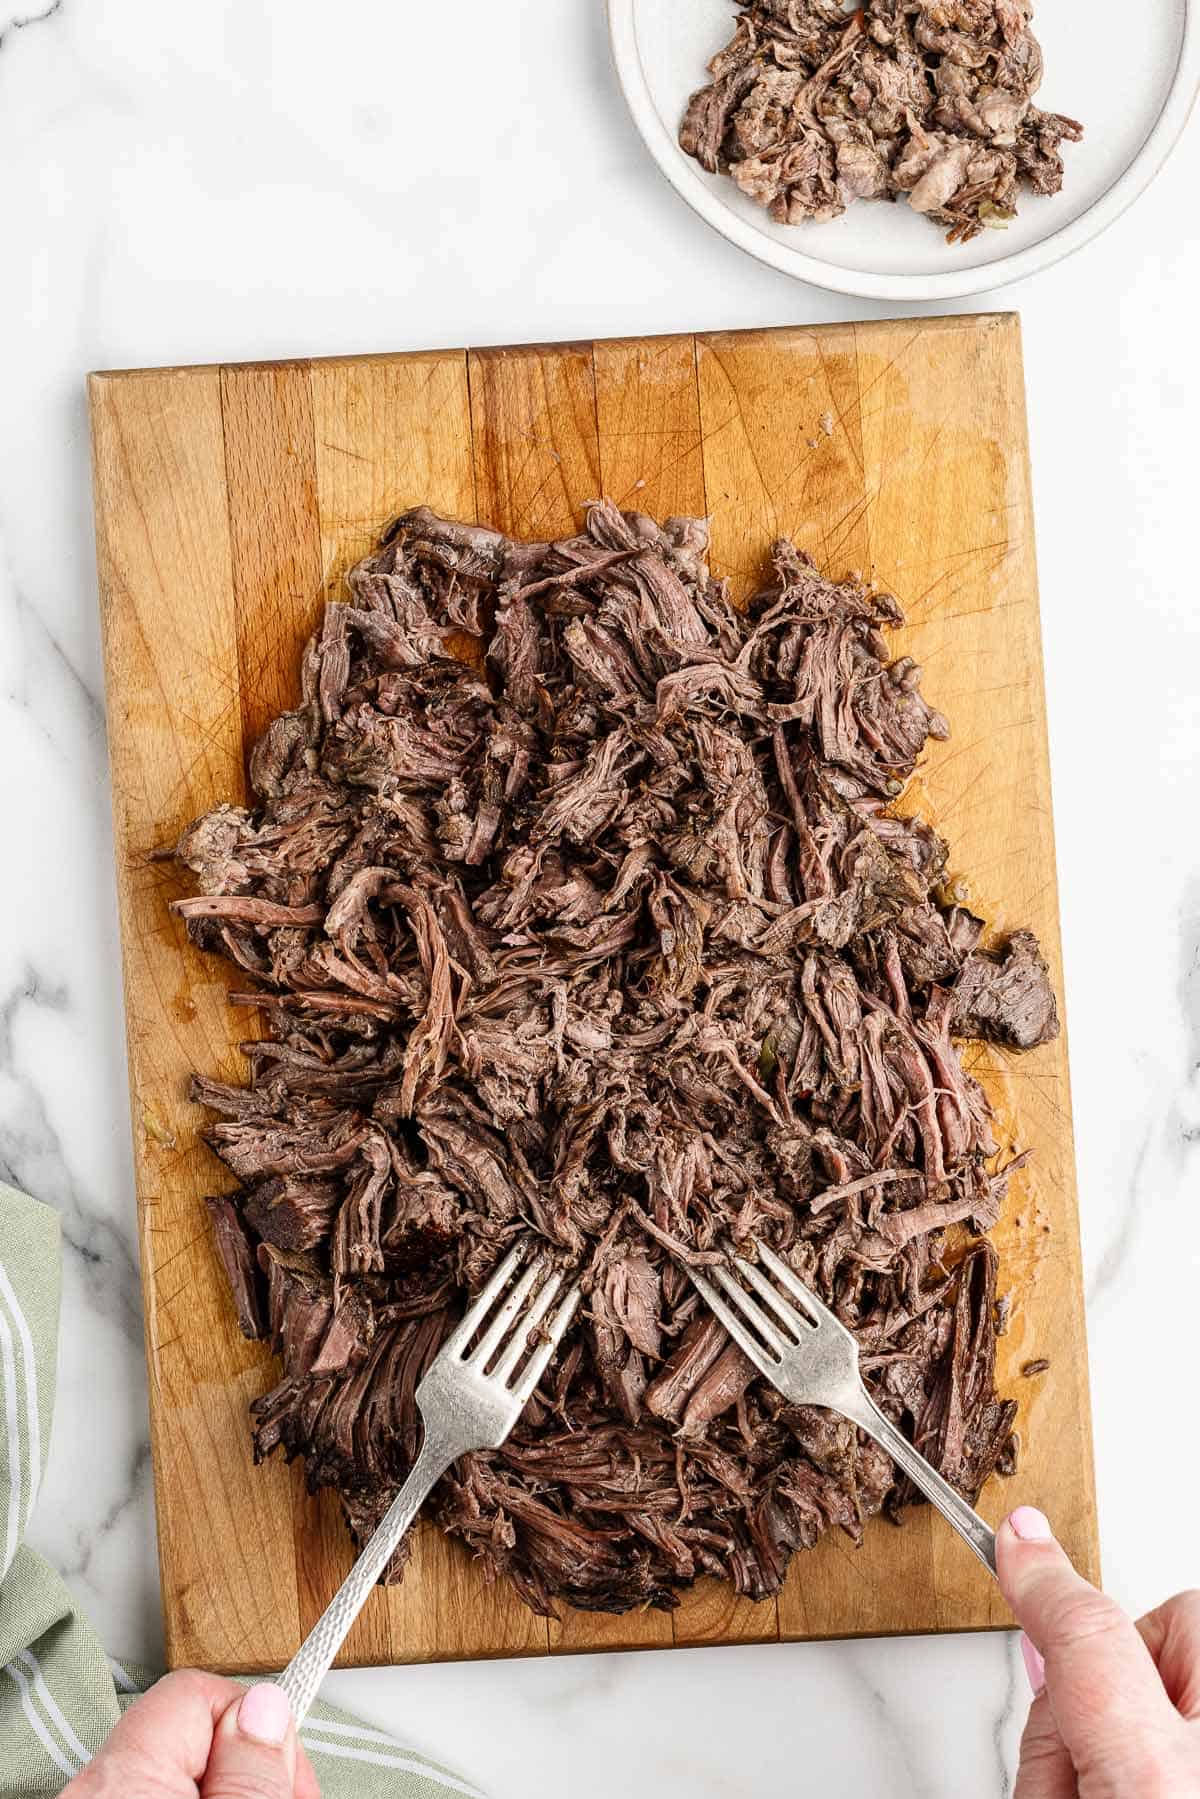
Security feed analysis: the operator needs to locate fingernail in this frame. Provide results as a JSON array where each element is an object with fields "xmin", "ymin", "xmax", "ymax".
[
  {"xmin": 237, "ymin": 1682, "xmax": 292, "ymax": 1746},
  {"xmin": 1008, "ymin": 1506, "xmax": 1053, "ymax": 1542},
  {"xmin": 1020, "ymin": 1633, "xmax": 1046, "ymax": 1696}
]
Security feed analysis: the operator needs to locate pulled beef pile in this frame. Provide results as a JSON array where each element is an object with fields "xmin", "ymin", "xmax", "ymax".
[
  {"xmin": 175, "ymin": 500, "xmax": 1059, "ymax": 1616},
  {"xmin": 680, "ymin": 0, "xmax": 1082, "ymax": 244}
]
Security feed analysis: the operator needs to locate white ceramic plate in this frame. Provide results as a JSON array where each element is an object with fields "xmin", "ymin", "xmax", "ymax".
[{"xmin": 608, "ymin": 0, "xmax": 1198, "ymax": 300}]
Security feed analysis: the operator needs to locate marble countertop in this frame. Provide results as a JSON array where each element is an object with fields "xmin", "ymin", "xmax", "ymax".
[{"xmin": 2, "ymin": 2, "xmax": 1198, "ymax": 1794}]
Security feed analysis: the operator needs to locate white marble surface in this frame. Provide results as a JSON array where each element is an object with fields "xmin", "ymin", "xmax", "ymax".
[{"xmin": 1, "ymin": 2, "xmax": 1198, "ymax": 1794}]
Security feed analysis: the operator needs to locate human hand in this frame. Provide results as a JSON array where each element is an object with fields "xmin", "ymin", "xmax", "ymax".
[
  {"xmin": 997, "ymin": 1506, "xmax": 1200, "ymax": 1797},
  {"xmin": 61, "ymin": 1671, "xmax": 320, "ymax": 1798}
]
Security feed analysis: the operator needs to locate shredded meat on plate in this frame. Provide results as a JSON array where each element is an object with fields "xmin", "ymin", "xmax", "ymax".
[
  {"xmin": 174, "ymin": 500, "xmax": 1058, "ymax": 1616},
  {"xmin": 680, "ymin": 0, "xmax": 1082, "ymax": 244}
]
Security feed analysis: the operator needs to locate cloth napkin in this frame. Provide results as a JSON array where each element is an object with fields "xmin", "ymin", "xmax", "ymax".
[{"xmin": 0, "ymin": 1180, "xmax": 485, "ymax": 1799}]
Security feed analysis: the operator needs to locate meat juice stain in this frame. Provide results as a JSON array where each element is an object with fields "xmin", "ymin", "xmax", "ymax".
[
  {"xmin": 966, "ymin": 1040, "xmax": 1054, "ymax": 1457},
  {"xmin": 141, "ymin": 1109, "xmax": 178, "ymax": 1150}
]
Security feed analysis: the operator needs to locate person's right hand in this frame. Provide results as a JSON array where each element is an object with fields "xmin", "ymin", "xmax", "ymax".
[
  {"xmin": 61, "ymin": 1670, "xmax": 320, "ymax": 1798},
  {"xmin": 997, "ymin": 1506, "xmax": 1200, "ymax": 1796}
]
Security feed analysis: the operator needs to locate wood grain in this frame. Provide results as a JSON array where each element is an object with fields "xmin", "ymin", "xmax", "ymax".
[
  {"xmin": 89, "ymin": 315, "xmax": 1098, "ymax": 1675},
  {"xmin": 310, "ymin": 352, "xmax": 478, "ymax": 600},
  {"xmin": 469, "ymin": 342, "xmax": 599, "ymax": 542},
  {"xmin": 592, "ymin": 333, "xmax": 705, "ymax": 520},
  {"xmin": 90, "ymin": 367, "xmax": 303, "ymax": 1672},
  {"xmin": 220, "ymin": 363, "xmax": 324, "ymax": 753}
]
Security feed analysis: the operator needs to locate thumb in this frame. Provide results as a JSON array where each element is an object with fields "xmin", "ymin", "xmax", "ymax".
[
  {"xmin": 200, "ymin": 1682, "xmax": 298, "ymax": 1799},
  {"xmin": 996, "ymin": 1506, "xmax": 1176, "ymax": 1772}
]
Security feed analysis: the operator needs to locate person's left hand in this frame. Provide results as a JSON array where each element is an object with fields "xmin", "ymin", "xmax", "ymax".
[{"xmin": 61, "ymin": 1670, "xmax": 321, "ymax": 1797}]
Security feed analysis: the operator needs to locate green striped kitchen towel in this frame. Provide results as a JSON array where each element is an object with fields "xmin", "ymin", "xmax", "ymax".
[{"xmin": 0, "ymin": 1180, "xmax": 486, "ymax": 1799}]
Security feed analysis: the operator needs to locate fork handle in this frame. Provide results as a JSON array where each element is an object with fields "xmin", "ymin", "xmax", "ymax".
[
  {"xmin": 277, "ymin": 1435, "xmax": 454, "ymax": 1724},
  {"xmin": 849, "ymin": 1396, "xmax": 998, "ymax": 1575}
]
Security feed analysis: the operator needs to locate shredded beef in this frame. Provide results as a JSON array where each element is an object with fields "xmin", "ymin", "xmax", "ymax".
[
  {"xmin": 680, "ymin": 0, "xmax": 1082, "ymax": 245},
  {"xmin": 176, "ymin": 499, "xmax": 1059, "ymax": 1616}
]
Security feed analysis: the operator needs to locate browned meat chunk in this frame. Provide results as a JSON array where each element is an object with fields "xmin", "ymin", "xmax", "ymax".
[{"xmin": 952, "ymin": 929, "xmax": 1060, "ymax": 1050}]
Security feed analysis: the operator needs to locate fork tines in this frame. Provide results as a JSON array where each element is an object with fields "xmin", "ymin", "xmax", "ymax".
[
  {"xmin": 445, "ymin": 1244, "xmax": 581, "ymax": 1403},
  {"xmin": 688, "ymin": 1240, "xmax": 831, "ymax": 1374}
]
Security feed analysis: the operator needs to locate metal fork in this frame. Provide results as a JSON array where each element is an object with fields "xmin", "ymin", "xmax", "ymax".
[
  {"xmin": 278, "ymin": 1246, "xmax": 581, "ymax": 1722},
  {"xmin": 688, "ymin": 1241, "xmax": 997, "ymax": 1575}
]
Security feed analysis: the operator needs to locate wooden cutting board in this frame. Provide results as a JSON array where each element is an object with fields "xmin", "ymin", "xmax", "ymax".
[{"xmin": 89, "ymin": 313, "xmax": 1098, "ymax": 1675}]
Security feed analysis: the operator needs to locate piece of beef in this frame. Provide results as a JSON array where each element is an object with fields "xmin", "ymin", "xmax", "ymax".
[
  {"xmin": 952, "ymin": 929, "xmax": 1060, "ymax": 1050},
  {"xmin": 204, "ymin": 1195, "xmax": 263, "ymax": 1338},
  {"xmin": 176, "ymin": 498, "xmax": 1047, "ymax": 1617},
  {"xmin": 243, "ymin": 1176, "xmax": 341, "ymax": 1253},
  {"xmin": 644, "ymin": 1316, "xmax": 730, "ymax": 1424}
]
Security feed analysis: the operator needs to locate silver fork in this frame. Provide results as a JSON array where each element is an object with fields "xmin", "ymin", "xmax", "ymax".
[
  {"xmin": 278, "ymin": 1246, "xmax": 581, "ymax": 1722},
  {"xmin": 688, "ymin": 1240, "xmax": 997, "ymax": 1575}
]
